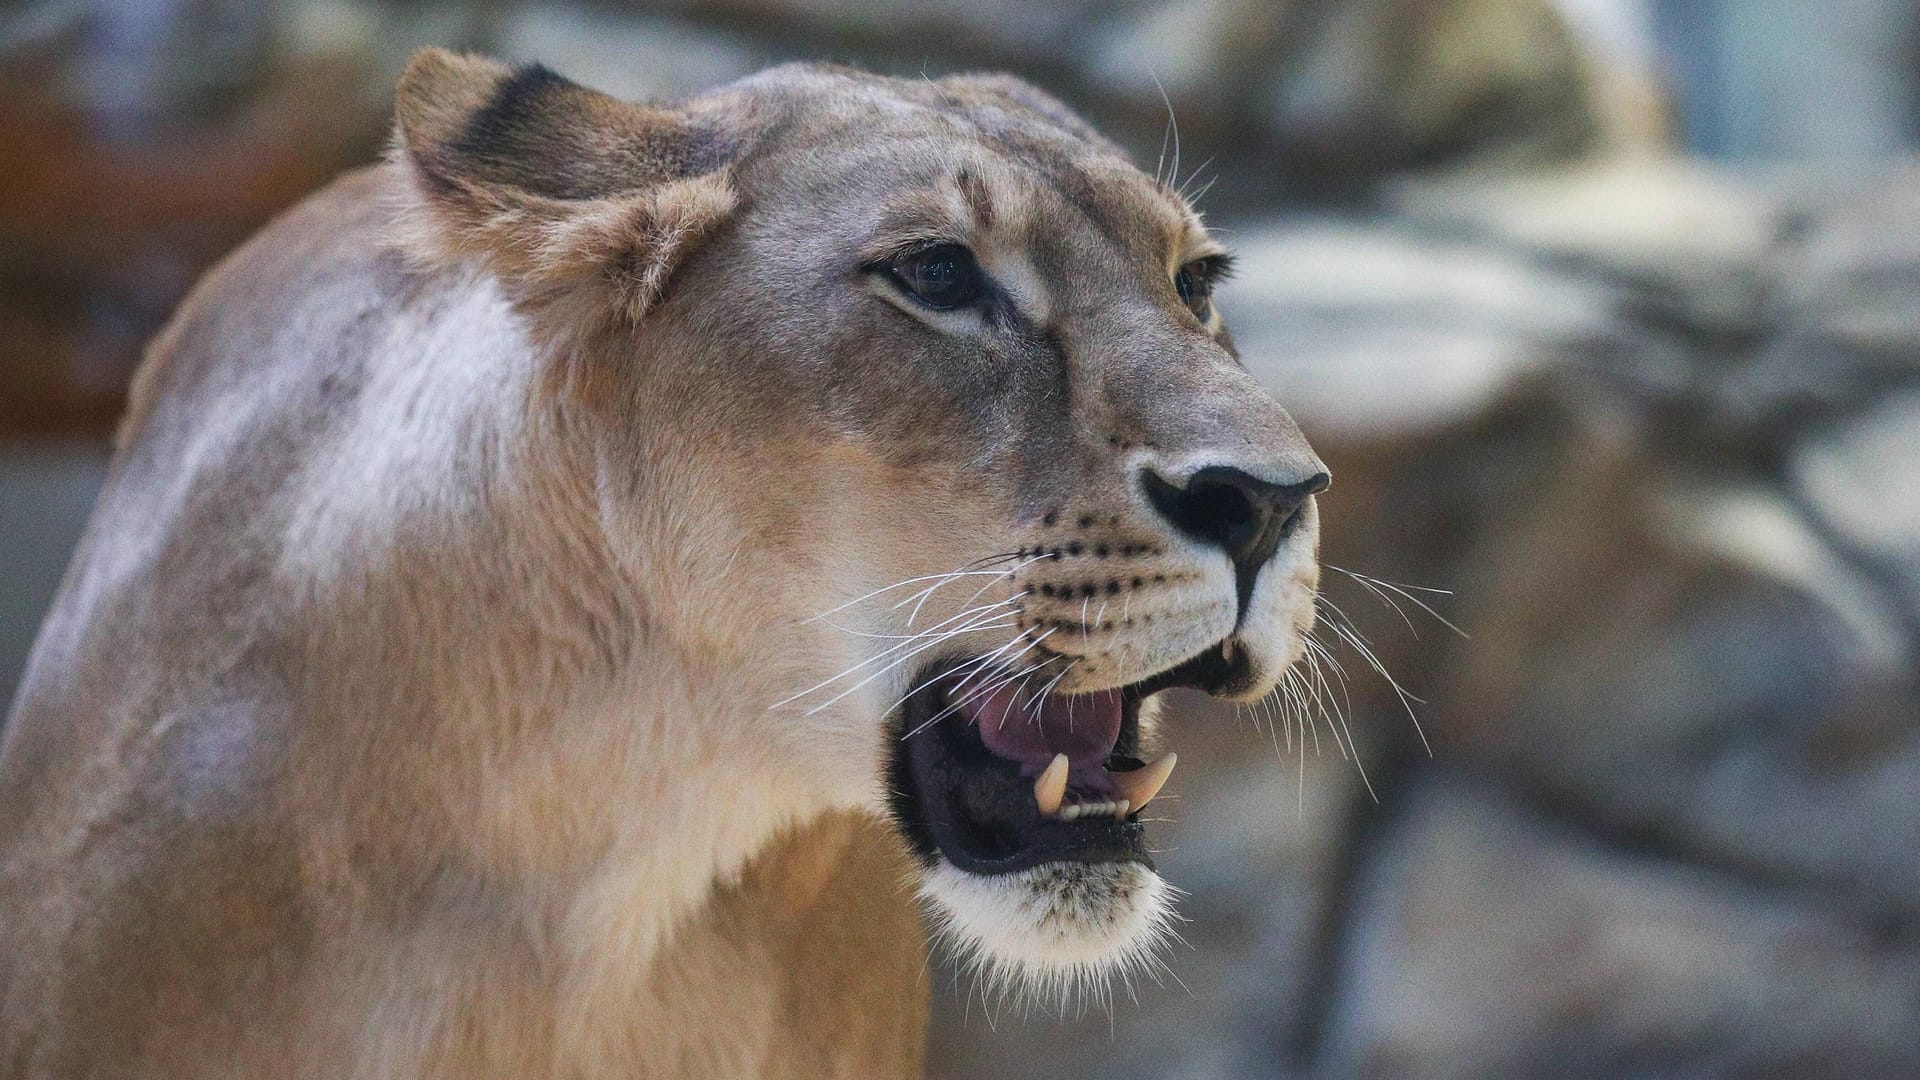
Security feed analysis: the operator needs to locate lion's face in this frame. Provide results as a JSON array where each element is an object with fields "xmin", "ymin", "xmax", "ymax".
[
  {"xmin": 696, "ymin": 68, "xmax": 1328, "ymax": 993},
  {"xmin": 397, "ymin": 56, "xmax": 1323, "ymax": 1000}
]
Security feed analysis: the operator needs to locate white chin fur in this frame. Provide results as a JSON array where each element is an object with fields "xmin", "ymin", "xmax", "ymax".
[{"xmin": 918, "ymin": 859, "xmax": 1178, "ymax": 1013}]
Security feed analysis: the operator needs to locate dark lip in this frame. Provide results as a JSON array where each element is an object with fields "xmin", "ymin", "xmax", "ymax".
[
  {"xmin": 886, "ymin": 640, "xmax": 1255, "ymax": 876},
  {"xmin": 1126, "ymin": 637, "xmax": 1262, "ymax": 699}
]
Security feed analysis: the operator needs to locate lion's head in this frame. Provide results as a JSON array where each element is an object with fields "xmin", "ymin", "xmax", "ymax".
[{"xmin": 395, "ymin": 51, "xmax": 1325, "ymax": 1002}]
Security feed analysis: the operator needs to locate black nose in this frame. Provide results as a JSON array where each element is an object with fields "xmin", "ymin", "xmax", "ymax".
[{"xmin": 1142, "ymin": 465, "xmax": 1330, "ymax": 579}]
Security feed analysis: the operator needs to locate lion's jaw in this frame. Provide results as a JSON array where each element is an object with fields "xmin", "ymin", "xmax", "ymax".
[{"xmin": 757, "ymin": 480, "xmax": 1323, "ymax": 1000}]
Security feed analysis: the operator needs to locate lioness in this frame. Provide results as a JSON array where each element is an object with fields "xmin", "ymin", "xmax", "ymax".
[{"xmin": 0, "ymin": 51, "xmax": 1326, "ymax": 1077}]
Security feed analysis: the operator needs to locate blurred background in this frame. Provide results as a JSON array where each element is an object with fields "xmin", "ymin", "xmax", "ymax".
[{"xmin": 3, "ymin": 1, "xmax": 1918, "ymax": 1076}]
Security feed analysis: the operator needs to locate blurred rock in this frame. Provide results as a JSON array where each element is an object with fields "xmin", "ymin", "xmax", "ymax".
[
  {"xmin": 0, "ymin": 2, "xmax": 383, "ymax": 435},
  {"xmin": 2, "ymin": 0, "xmax": 280, "ymax": 130},
  {"xmin": 1321, "ymin": 777, "xmax": 1920, "ymax": 1079},
  {"xmin": 1391, "ymin": 156, "xmax": 1781, "ymax": 311},
  {"xmin": 657, "ymin": 0, "xmax": 1110, "ymax": 70},
  {"xmin": 1439, "ymin": 455, "xmax": 1920, "ymax": 911},
  {"xmin": 1258, "ymin": 0, "xmax": 1604, "ymax": 183},
  {"xmin": 1793, "ymin": 391, "xmax": 1920, "ymax": 619},
  {"xmin": 1358, "ymin": 166, "xmax": 1920, "ymax": 916},
  {"xmin": 1652, "ymin": 0, "xmax": 1920, "ymax": 162},
  {"xmin": 1216, "ymin": 155, "xmax": 1920, "ymax": 1076},
  {"xmin": 1223, "ymin": 219, "xmax": 1620, "ymax": 442},
  {"xmin": 494, "ymin": 6, "xmax": 763, "ymax": 102},
  {"xmin": 1084, "ymin": 0, "xmax": 1289, "ymax": 123}
]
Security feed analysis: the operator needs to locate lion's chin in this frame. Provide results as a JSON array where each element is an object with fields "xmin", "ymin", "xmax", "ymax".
[
  {"xmin": 917, "ymin": 859, "xmax": 1177, "ymax": 1011},
  {"xmin": 881, "ymin": 640, "xmax": 1260, "ymax": 1009}
]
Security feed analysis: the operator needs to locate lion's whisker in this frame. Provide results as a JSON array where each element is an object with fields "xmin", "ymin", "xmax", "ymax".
[
  {"xmin": 1300, "ymin": 630, "xmax": 1379, "ymax": 801},
  {"xmin": 1330, "ymin": 567, "xmax": 1422, "ymax": 637},
  {"xmin": 776, "ymin": 595, "xmax": 1025, "ymax": 707},
  {"xmin": 803, "ymin": 552, "xmax": 1023, "ymax": 624},
  {"xmin": 788, "ymin": 598, "xmax": 1029, "ymax": 714},
  {"xmin": 882, "ymin": 639, "xmax": 1041, "ymax": 724},
  {"xmin": 816, "ymin": 617, "xmax": 1015, "ymax": 641},
  {"xmin": 949, "ymin": 626, "xmax": 1052, "ymax": 698},
  {"xmin": 1026, "ymin": 659, "xmax": 1076, "ymax": 713},
  {"xmin": 902, "ymin": 628, "xmax": 1060, "ymax": 739},
  {"xmin": 1317, "ymin": 599, "xmax": 1433, "ymax": 757},
  {"xmin": 897, "ymin": 555, "xmax": 1047, "ymax": 626},
  {"xmin": 1325, "ymin": 563, "xmax": 1468, "ymax": 640},
  {"xmin": 1295, "ymin": 637, "xmax": 1333, "ymax": 756}
]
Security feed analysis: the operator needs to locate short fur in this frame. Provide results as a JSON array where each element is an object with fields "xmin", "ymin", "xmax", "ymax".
[{"xmin": 0, "ymin": 52, "xmax": 1324, "ymax": 1077}]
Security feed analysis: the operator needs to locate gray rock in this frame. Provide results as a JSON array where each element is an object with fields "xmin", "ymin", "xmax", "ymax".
[
  {"xmin": 1255, "ymin": 0, "xmax": 1616, "ymax": 181},
  {"xmin": 1792, "ymin": 391, "xmax": 1920, "ymax": 620},
  {"xmin": 494, "ymin": 6, "xmax": 764, "ymax": 102},
  {"xmin": 1223, "ymin": 218, "xmax": 1620, "ymax": 442},
  {"xmin": 1321, "ymin": 777, "xmax": 1920, "ymax": 1079},
  {"xmin": 1431, "ymin": 442, "xmax": 1920, "ymax": 907}
]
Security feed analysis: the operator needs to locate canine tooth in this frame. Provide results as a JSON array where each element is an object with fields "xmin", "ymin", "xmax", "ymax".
[
  {"xmin": 1222, "ymin": 638, "xmax": 1236, "ymax": 662},
  {"xmin": 1034, "ymin": 754, "xmax": 1069, "ymax": 817},
  {"xmin": 1110, "ymin": 752, "xmax": 1176, "ymax": 811}
]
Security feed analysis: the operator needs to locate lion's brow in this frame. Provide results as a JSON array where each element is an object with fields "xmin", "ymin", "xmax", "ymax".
[{"xmin": 956, "ymin": 168, "xmax": 995, "ymax": 231}]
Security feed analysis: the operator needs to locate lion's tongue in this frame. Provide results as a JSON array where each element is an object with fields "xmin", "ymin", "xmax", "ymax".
[{"xmin": 963, "ymin": 683, "xmax": 1123, "ymax": 790}]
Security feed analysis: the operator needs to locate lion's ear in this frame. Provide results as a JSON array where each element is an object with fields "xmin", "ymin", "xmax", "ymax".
[{"xmin": 394, "ymin": 48, "xmax": 740, "ymax": 324}]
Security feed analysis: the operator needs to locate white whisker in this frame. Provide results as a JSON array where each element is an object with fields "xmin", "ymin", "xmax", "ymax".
[
  {"xmin": 904, "ymin": 628, "xmax": 1061, "ymax": 739},
  {"xmin": 883, "ymin": 639, "xmax": 1038, "ymax": 723},
  {"xmin": 1028, "ymin": 659, "xmax": 1077, "ymax": 711},
  {"xmin": 897, "ymin": 555, "xmax": 1047, "ymax": 626},
  {"xmin": 789, "ymin": 599, "xmax": 1029, "ymax": 715},
  {"xmin": 1327, "ymin": 564, "xmax": 1468, "ymax": 640},
  {"xmin": 773, "ymin": 595, "xmax": 1026, "ymax": 708},
  {"xmin": 1300, "ymin": 630, "xmax": 1377, "ymax": 800},
  {"xmin": 804, "ymin": 552, "xmax": 1023, "ymax": 624},
  {"xmin": 1319, "ymin": 608, "xmax": 1432, "ymax": 758}
]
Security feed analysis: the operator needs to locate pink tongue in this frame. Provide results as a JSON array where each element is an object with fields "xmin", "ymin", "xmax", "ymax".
[{"xmin": 963, "ymin": 682, "xmax": 1123, "ymax": 787}]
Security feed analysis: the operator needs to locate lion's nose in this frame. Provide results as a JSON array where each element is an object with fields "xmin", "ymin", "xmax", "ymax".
[{"xmin": 1141, "ymin": 465, "xmax": 1330, "ymax": 577}]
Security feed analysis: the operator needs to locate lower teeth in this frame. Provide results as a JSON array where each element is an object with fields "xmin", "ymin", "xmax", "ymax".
[
  {"xmin": 1056, "ymin": 799, "xmax": 1131, "ymax": 821},
  {"xmin": 1032, "ymin": 752, "xmax": 1177, "ymax": 818}
]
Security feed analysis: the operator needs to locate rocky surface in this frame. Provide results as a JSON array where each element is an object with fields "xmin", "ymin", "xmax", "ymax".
[{"xmin": 1323, "ymin": 777, "xmax": 1920, "ymax": 1079}]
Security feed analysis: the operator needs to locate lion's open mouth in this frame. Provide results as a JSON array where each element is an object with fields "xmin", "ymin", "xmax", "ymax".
[{"xmin": 887, "ymin": 642, "xmax": 1249, "ymax": 875}]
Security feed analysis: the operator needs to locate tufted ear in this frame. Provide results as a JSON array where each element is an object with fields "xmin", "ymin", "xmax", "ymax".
[{"xmin": 393, "ymin": 48, "xmax": 742, "ymax": 324}]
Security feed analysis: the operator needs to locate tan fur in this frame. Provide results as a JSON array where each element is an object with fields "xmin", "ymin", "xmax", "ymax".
[{"xmin": 0, "ymin": 52, "xmax": 1323, "ymax": 1077}]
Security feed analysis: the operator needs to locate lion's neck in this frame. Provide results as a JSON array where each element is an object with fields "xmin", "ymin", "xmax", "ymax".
[
  {"xmin": 280, "ymin": 290, "xmax": 878, "ymax": 1003},
  {"xmin": 293, "ymin": 412, "xmax": 848, "ymax": 984}
]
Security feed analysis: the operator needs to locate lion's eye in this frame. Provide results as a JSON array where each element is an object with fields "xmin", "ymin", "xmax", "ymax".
[
  {"xmin": 890, "ymin": 244, "xmax": 982, "ymax": 310},
  {"xmin": 1174, "ymin": 261, "xmax": 1213, "ymax": 319}
]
